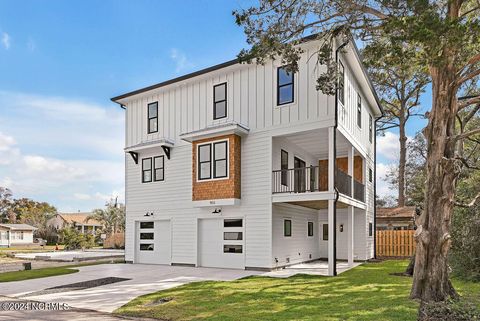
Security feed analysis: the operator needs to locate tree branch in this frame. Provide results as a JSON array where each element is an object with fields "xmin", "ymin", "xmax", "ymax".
[
  {"xmin": 455, "ymin": 191, "xmax": 480, "ymax": 208},
  {"xmin": 455, "ymin": 128, "xmax": 480, "ymax": 141}
]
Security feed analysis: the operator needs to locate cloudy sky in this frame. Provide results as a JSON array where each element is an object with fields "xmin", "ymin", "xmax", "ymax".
[{"xmin": 0, "ymin": 1, "xmax": 428, "ymax": 212}]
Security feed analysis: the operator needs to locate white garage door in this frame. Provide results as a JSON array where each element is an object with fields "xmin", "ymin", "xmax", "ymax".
[
  {"xmin": 198, "ymin": 218, "xmax": 244, "ymax": 269},
  {"xmin": 136, "ymin": 220, "xmax": 171, "ymax": 265}
]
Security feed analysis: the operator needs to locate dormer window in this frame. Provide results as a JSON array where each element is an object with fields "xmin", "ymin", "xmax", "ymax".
[
  {"xmin": 147, "ymin": 102, "xmax": 158, "ymax": 134},
  {"xmin": 277, "ymin": 66, "xmax": 294, "ymax": 105},
  {"xmin": 213, "ymin": 83, "xmax": 227, "ymax": 120}
]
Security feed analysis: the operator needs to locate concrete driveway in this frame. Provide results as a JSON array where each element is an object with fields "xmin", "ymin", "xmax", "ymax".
[{"xmin": 0, "ymin": 263, "xmax": 260, "ymax": 313}]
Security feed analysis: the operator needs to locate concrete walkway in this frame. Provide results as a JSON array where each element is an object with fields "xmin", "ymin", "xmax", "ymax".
[
  {"xmin": 14, "ymin": 249, "xmax": 124, "ymax": 262},
  {"xmin": 264, "ymin": 261, "xmax": 361, "ymax": 278},
  {"xmin": 0, "ymin": 263, "xmax": 260, "ymax": 313}
]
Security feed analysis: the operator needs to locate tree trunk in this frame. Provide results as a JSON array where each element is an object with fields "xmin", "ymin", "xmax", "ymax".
[
  {"xmin": 398, "ymin": 117, "xmax": 407, "ymax": 207},
  {"xmin": 405, "ymin": 255, "xmax": 415, "ymax": 276},
  {"xmin": 410, "ymin": 65, "xmax": 458, "ymax": 301}
]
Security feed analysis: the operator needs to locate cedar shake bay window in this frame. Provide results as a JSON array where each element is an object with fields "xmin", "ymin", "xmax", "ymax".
[
  {"xmin": 213, "ymin": 83, "xmax": 227, "ymax": 119},
  {"xmin": 277, "ymin": 66, "xmax": 294, "ymax": 105},
  {"xmin": 198, "ymin": 140, "xmax": 228, "ymax": 180},
  {"xmin": 147, "ymin": 102, "xmax": 158, "ymax": 134}
]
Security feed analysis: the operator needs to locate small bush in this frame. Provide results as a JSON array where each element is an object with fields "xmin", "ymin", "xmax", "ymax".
[
  {"xmin": 419, "ymin": 299, "xmax": 480, "ymax": 321},
  {"xmin": 60, "ymin": 227, "xmax": 96, "ymax": 250}
]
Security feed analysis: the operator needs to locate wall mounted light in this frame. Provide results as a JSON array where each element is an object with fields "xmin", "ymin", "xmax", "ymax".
[
  {"xmin": 339, "ymin": 224, "xmax": 344, "ymax": 232},
  {"xmin": 212, "ymin": 208, "xmax": 222, "ymax": 214}
]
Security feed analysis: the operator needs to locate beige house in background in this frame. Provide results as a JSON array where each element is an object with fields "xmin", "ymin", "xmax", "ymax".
[
  {"xmin": 376, "ymin": 207, "xmax": 416, "ymax": 230},
  {"xmin": 47, "ymin": 212, "xmax": 103, "ymax": 234},
  {"xmin": 0, "ymin": 223, "xmax": 37, "ymax": 247}
]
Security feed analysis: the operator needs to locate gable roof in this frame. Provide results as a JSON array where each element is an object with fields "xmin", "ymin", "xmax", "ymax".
[
  {"xmin": 0, "ymin": 223, "xmax": 37, "ymax": 231},
  {"xmin": 376, "ymin": 206, "xmax": 416, "ymax": 219},
  {"xmin": 57, "ymin": 213, "xmax": 102, "ymax": 226}
]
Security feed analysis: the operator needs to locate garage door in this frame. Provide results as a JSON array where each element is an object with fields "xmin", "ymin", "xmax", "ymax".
[
  {"xmin": 198, "ymin": 218, "xmax": 244, "ymax": 269},
  {"xmin": 136, "ymin": 220, "xmax": 171, "ymax": 265}
]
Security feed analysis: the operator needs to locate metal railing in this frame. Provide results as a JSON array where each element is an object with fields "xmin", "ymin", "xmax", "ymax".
[
  {"xmin": 272, "ymin": 166, "xmax": 365, "ymax": 202},
  {"xmin": 354, "ymin": 180, "xmax": 365, "ymax": 202}
]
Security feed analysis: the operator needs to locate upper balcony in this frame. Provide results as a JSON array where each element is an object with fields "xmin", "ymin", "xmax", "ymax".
[{"xmin": 271, "ymin": 127, "xmax": 367, "ymax": 210}]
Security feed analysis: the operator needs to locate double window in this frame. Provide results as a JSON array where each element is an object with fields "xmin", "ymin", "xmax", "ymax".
[
  {"xmin": 338, "ymin": 61, "xmax": 345, "ymax": 105},
  {"xmin": 277, "ymin": 66, "xmax": 294, "ymax": 105},
  {"xmin": 357, "ymin": 93, "xmax": 362, "ymax": 128},
  {"xmin": 213, "ymin": 83, "xmax": 227, "ymax": 120},
  {"xmin": 142, "ymin": 156, "xmax": 165, "ymax": 183},
  {"xmin": 147, "ymin": 102, "xmax": 158, "ymax": 134},
  {"xmin": 198, "ymin": 140, "xmax": 228, "ymax": 180}
]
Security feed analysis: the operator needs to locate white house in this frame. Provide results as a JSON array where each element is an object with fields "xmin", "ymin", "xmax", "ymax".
[
  {"xmin": 111, "ymin": 35, "xmax": 383, "ymax": 275},
  {"xmin": 47, "ymin": 212, "xmax": 103, "ymax": 234},
  {"xmin": 0, "ymin": 224, "xmax": 37, "ymax": 247}
]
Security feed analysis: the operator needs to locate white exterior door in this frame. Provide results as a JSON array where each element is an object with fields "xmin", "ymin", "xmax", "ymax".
[
  {"xmin": 136, "ymin": 220, "xmax": 171, "ymax": 265},
  {"xmin": 198, "ymin": 218, "xmax": 245, "ymax": 269}
]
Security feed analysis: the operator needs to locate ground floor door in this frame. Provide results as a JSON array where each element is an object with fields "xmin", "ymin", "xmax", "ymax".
[
  {"xmin": 197, "ymin": 218, "xmax": 245, "ymax": 269},
  {"xmin": 135, "ymin": 220, "xmax": 171, "ymax": 265}
]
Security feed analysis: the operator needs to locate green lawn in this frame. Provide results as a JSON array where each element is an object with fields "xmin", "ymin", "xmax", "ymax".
[
  {"xmin": 0, "ymin": 260, "xmax": 122, "ymax": 283},
  {"xmin": 114, "ymin": 260, "xmax": 480, "ymax": 321}
]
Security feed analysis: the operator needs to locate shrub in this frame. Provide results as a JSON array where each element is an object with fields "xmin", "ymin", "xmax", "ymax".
[
  {"xmin": 60, "ymin": 227, "xmax": 96, "ymax": 250},
  {"xmin": 418, "ymin": 299, "xmax": 480, "ymax": 321}
]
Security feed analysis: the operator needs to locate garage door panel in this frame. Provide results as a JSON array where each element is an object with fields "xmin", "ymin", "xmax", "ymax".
[
  {"xmin": 198, "ymin": 218, "xmax": 244, "ymax": 269},
  {"xmin": 136, "ymin": 220, "xmax": 171, "ymax": 265}
]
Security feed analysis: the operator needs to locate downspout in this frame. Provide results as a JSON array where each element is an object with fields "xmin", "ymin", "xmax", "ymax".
[
  {"xmin": 373, "ymin": 113, "xmax": 383, "ymax": 259},
  {"xmin": 333, "ymin": 37, "xmax": 350, "ymax": 276}
]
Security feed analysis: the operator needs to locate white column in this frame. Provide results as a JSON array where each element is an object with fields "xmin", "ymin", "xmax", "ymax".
[
  {"xmin": 347, "ymin": 205, "xmax": 354, "ymax": 266},
  {"xmin": 327, "ymin": 127, "xmax": 335, "ymax": 276},
  {"xmin": 328, "ymin": 199, "xmax": 335, "ymax": 276},
  {"xmin": 348, "ymin": 146, "xmax": 354, "ymax": 197}
]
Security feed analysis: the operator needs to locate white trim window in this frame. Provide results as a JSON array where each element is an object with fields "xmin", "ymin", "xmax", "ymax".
[{"xmin": 197, "ymin": 139, "xmax": 228, "ymax": 181}]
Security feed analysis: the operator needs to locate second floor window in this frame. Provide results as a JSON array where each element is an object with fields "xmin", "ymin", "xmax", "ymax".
[
  {"xmin": 277, "ymin": 66, "xmax": 294, "ymax": 105},
  {"xmin": 214, "ymin": 83, "xmax": 227, "ymax": 120},
  {"xmin": 198, "ymin": 140, "xmax": 228, "ymax": 180},
  {"xmin": 357, "ymin": 93, "xmax": 362, "ymax": 128},
  {"xmin": 369, "ymin": 114, "xmax": 373, "ymax": 142},
  {"xmin": 147, "ymin": 102, "xmax": 158, "ymax": 134},
  {"xmin": 338, "ymin": 61, "xmax": 345, "ymax": 105},
  {"xmin": 142, "ymin": 158, "xmax": 152, "ymax": 183},
  {"xmin": 154, "ymin": 156, "xmax": 164, "ymax": 181},
  {"xmin": 281, "ymin": 149, "xmax": 288, "ymax": 186}
]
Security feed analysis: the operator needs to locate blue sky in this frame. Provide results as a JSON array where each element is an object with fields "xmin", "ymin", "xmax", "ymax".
[{"xmin": 0, "ymin": 0, "xmax": 428, "ymax": 211}]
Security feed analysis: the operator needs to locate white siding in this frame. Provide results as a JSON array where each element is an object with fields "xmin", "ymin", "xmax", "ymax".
[{"xmin": 272, "ymin": 204, "xmax": 319, "ymax": 267}]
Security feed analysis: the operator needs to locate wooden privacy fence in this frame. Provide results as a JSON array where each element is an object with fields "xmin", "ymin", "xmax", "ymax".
[{"xmin": 376, "ymin": 230, "xmax": 416, "ymax": 257}]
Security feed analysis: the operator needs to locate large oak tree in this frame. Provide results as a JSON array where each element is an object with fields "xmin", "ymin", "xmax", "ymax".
[{"xmin": 234, "ymin": 0, "xmax": 480, "ymax": 302}]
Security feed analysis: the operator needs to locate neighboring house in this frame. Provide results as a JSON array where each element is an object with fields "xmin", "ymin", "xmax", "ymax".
[
  {"xmin": 376, "ymin": 206, "xmax": 416, "ymax": 230},
  {"xmin": 111, "ymin": 35, "xmax": 383, "ymax": 275},
  {"xmin": 0, "ymin": 224, "xmax": 37, "ymax": 247},
  {"xmin": 47, "ymin": 213, "xmax": 103, "ymax": 234}
]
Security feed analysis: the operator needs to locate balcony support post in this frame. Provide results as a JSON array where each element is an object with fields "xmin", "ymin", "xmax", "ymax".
[
  {"xmin": 327, "ymin": 127, "xmax": 336, "ymax": 276},
  {"xmin": 347, "ymin": 205, "xmax": 354, "ymax": 266}
]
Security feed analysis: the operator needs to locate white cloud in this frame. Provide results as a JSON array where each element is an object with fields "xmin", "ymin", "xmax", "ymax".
[
  {"xmin": 0, "ymin": 132, "xmax": 20, "ymax": 165},
  {"xmin": 170, "ymin": 48, "xmax": 194, "ymax": 73},
  {"xmin": 2, "ymin": 32, "xmax": 10, "ymax": 49},
  {"xmin": 0, "ymin": 132, "xmax": 16, "ymax": 151},
  {"xmin": 377, "ymin": 131, "xmax": 411, "ymax": 161},
  {"xmin": 375, "ymin": 162, "xmax": 394, "ymax": 197}
]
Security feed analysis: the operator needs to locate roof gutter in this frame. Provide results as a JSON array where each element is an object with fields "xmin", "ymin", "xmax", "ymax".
[{"xmin": 333, "ymin": 37, "xmax": 350, "ymax": 276}]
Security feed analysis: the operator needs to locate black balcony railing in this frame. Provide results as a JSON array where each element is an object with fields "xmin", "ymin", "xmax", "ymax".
[{"xmin": 272, "ymin": 166, "xmax": 366, "ymax": 202}]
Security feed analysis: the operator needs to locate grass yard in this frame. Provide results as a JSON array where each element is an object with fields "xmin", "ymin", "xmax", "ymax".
[
  {"xmin": 0, "ymin": 260, "xmax": 121, "ymax": 283},
  {"xmin": 115, "ymin": 260, "xmax": 480, "ymax": 321}
]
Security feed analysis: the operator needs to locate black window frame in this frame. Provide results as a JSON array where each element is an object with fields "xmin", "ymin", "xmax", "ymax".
[
  {"xmin": 224, "ymin": 232, "xmax": 243, "ymax": 240},
  {"xmin": 369, "ymin": 114, "xmax": 373, "ymax": 142},
  {"xmin": 277, "ymin": 66, "xmax": 294, "ymax": 106},
  {"xmin": 213, "ymin": 82, "xmax": 227, "ymax": 120},
  {"xmin": 338, "ymin": 61, "xmax": 345, "ymax": 105},
  {"xmin": 369, "ymin": 222, "xmax": 373, "ymax": 237},
  {"xmin": 197, "ymin": 140, "xmax": 228, "ymax": 181},
  {"xmin": 308, "ymin": 221, "xmax": 314, "ymax": 237},
  {"xmin": 223, "ymin": 244, "xmax": 243, "ymax": 253},
  {"xmin": 140, "ymin": 221, "xmax": 154, "ymax": 229},
  {"xmin": 322, "ymin": 224, "xmax": 329, "ymax": 241},
  {"xmin": 142, "ymin": 157, "xmax": 153, "ymax": 183},
  {"xmin": 369, "ymin": 167, "xmax": 373, "ymax": 183},
  {"xmin": 281, "ymin": 149, "xmax": 288, "ymax": 186},
  {"xmin": 213, "ymin": 141, "xmax": 228, "ymax": 179},
  {"xmin": 147, "ymin": 102, "xmax": 158, "ymax": 134},
  {"xmin": 224, "ymin": 219, "xmax": 242, "ymax": 228},
  {"xmin": 357, "ymin": 93, "xmax": 362, "ymax": 128},
  {"xmin": 153, "ymin": 156, "xmax": 165, "ymax": 182},
  {"xmin": 284, "ymin": 219, "xmax": 292, "ymax": 237}
]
